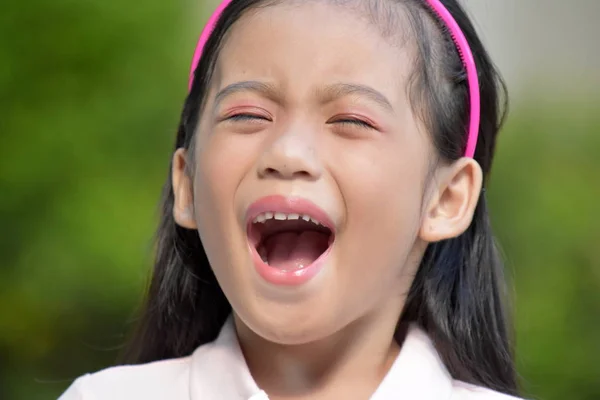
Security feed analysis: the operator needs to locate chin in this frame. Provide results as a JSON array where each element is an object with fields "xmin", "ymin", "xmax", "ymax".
[
  {"xmin": 232, "ymin": 274, "xmax": 343, "ymax": 346},
  {"xmin": 243, "ymin": 307, "xmax": 338, "ymax": 345}
]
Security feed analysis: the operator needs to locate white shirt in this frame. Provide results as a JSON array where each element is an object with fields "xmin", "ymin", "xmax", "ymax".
[{"xmin": 59, "ymin": 317, "xmax": 523, "ymax": 400}]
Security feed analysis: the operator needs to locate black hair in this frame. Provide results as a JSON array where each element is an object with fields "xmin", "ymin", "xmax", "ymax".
[{"xmin": 123, "ymin": 0, "xmax": 518, "ymax": 396}]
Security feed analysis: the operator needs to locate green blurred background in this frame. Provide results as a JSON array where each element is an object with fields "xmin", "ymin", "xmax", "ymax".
[{"xmin": 1, "ymin": 0, "xmax": 598, "ymax": 399}]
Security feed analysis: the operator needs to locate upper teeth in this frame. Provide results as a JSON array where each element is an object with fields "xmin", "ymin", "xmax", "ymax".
[{"xmin": 253, "ymin": 212, "xmax": 322, "ymax": 226}]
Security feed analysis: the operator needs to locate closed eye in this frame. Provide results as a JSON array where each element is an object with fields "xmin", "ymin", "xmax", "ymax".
[
  {"xmin": 329, "ymin": 118, "xmax": 375, "ymax": 130},
  {"xmin": 226, "ymin": 113, "xmax": 271, "ymax": 122}
]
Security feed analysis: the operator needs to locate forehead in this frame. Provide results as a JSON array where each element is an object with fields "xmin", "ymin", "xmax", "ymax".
[{"xmin": 212, "ymin": 1, "xmax": 417, "ymax": 102}]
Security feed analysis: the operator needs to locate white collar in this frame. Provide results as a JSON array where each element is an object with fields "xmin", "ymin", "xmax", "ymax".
[{"xmin": 189, "ymin": 317, "xmax": 454, "ymax": 400}]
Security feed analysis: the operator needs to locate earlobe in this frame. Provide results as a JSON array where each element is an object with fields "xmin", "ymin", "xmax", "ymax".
[
  {"xmin": 419, "ymin": 158, "xmax": 483, "ymax": 243},
  {"xmin": 172, "ymin": 148, "xmax": 197, "ymax": 229}
]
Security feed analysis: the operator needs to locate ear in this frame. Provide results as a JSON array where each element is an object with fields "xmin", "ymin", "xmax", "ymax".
[
  {"xmin": 419, "ymin": 158, "xmax": 483, "ymax": 242},
  {"xmin": 172, "ymin": 148, "xmax": 197, "ymax": 229}
]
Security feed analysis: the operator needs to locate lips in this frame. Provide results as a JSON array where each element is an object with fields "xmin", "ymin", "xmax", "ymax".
[{"xmin": 245, "ymin": 195, "xmax": 336, "ymax": 285}]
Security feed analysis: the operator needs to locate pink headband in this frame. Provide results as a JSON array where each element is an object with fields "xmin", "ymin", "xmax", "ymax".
[{"xmin": 188, "ymin": 0, "xmax": 480, "ymax": 158}]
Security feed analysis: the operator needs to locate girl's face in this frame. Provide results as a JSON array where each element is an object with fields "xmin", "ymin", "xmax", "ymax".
[{"xmin": 177, "ymin": 2, "xmax": 439, "ymax": 344}]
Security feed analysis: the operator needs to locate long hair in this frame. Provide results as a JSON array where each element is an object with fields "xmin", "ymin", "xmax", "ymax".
[{"xmin": 123, "ymin": 0, "xmax": 518, "ymax": 396}]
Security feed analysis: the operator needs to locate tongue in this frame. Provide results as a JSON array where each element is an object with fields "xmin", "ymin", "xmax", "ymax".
[{"xmin": 263, "ymin": 231, "xmax": 330, "ymax": 270}]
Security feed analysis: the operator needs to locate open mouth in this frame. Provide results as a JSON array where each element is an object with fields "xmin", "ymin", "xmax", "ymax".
[{"xmin": 248, "ymin": 212, "xmax": 334, "ymax": 271}]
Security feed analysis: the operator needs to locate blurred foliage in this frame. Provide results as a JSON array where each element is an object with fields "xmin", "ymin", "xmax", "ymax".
[
  {"xmin": 491, "ymin": 105, "xmax": 600, "ymax": 399},
  {"xmin": 0, "ymin": 0, "xmax": 192, "ymax": 398},
  {"xmin": 0, "ymin": 0, "xmax": 598, "ymax": 399}
]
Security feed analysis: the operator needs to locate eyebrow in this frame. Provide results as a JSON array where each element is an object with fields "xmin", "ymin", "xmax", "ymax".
[
  {"xmin": 320, "ymin": 83, "xmax": 394, "ymax": 112},
  {"xmin": 213, "ymin": 80, "xmax": 394, "ymax": 112},
  {"xmin": 214, "ymin": 81, "xmax": 281, "ymax": 108}
]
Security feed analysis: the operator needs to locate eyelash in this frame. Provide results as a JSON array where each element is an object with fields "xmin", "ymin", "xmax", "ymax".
[
  {"xmin": 330, "ymin": 118, "xmax": 375, "ymax": 130},
  {"xmin": 226, "ymin": 113, "xmax": 270, "ymax": 122},
  {"xmin": 226, "ymin": 114, "xmax": 375, "ymax": 130}
]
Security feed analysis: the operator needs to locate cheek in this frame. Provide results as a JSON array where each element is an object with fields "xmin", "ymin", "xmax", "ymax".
[
  {"xmin": 194, "ymin": 126, "xmax": 261, "ymax": 208},
  {"xmin": 331, "ymin": 138, "xmax": 429, "ymax": 294},
  {"xmin": 192, "ymin": 131, "xmax": 257, "ymax": 265}
]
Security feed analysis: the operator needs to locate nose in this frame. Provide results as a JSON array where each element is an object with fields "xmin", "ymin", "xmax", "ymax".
[{"xmin": 257, "ymin": 124, "xmax": 322, "ymax": 181}]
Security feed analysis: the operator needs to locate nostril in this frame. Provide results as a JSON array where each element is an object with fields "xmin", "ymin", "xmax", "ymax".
[
  {"xmin": 294, "ymin": 170, "xmax": 312, "ymax": 178},
  {"xmin": 261, "ymin": 165, "xmax": 316, "ymax": 180}
]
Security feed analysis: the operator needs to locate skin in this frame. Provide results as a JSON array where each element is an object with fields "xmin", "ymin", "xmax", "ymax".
[{"xmin": 172, "ymin": 2, "xmax": 482, "ymax": 399}]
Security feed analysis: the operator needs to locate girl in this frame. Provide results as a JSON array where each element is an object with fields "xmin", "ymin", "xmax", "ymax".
[{"xmin": 60, "ymin": 0, "xmax": 523, "ymax": 399}]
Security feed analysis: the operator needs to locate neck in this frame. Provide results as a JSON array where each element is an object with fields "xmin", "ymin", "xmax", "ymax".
[{"xmin": 234, "ymin": 301, "xmax": 404, "ymax": 400}]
